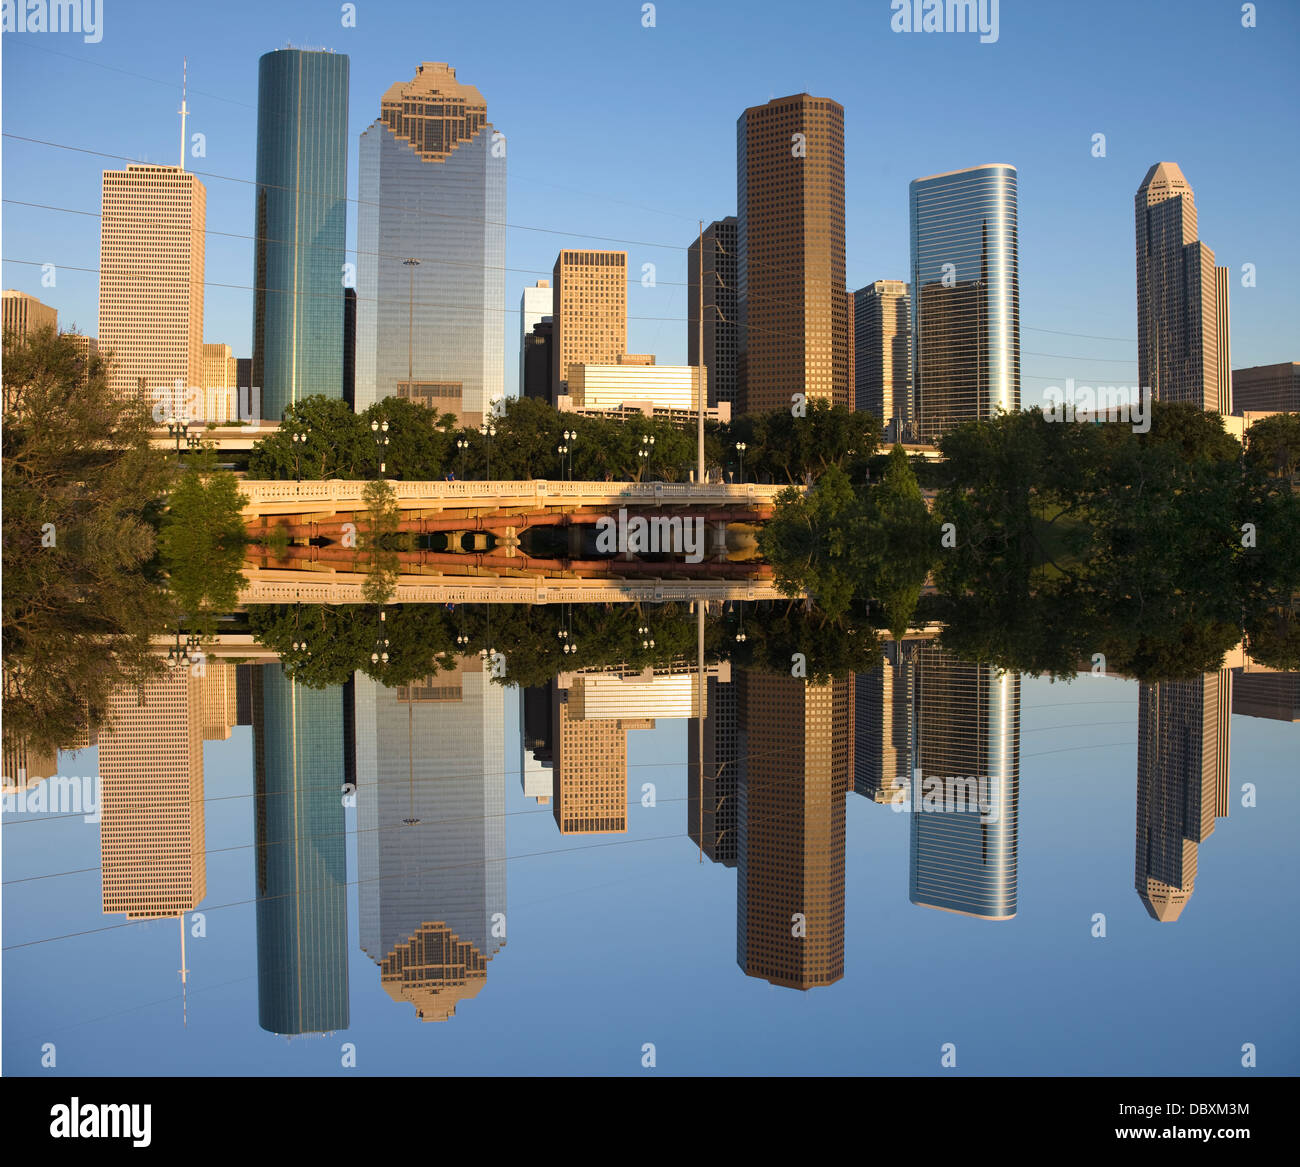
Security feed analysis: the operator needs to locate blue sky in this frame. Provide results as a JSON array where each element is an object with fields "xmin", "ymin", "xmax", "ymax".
[{"xmin": 3, "ymin": 0, "xmax": 1298, "ymax": 401}]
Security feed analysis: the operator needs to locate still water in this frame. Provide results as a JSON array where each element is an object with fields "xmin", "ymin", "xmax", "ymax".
[{"xmin": 4, "ymin": 604, "xmax": 1297, "ymax": 1076}]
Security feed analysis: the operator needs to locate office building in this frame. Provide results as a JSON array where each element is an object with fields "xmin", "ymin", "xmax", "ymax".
[
  {"xmin": 253, "ymin": 48, "xmax": 349, "ymax": 422},
  {"xmin": 99, "ymin": 164, "xmax": 205, "ymax": 406},
  {"xmin": 522, "ymin": 320, "xmax": 553, "ymax": 402},
  {"xmin": 551, "ymin": 250, "xmax": 627, "ymax": 393},
  {"xmin": 355, "ymin": 659, "xmax": 505, "ymax": 1022},
  {"xmin": 910, "ymin": 164, "xmax": 1019, "ymax": 440},
  {"xmin": 201, "ymin": 342, "xmax": 237, "ymax": 423},
  {"xmin": 854, "ymin": 280, "xmax": 911, "ymax": 439},
  {"xmin": 2, "ymin": 290, "xmax": 57, "ymax": 341},
  {"xmin": 550, "ymin": 680, "xmax": 652, "ymax": 835},
  {"xmin": 520, "ymin": 279, "xmax": 553, "ymax": 394},
  {"xmin": 355, "ymin": 62, "xmax": 504, "ymax": 426},
  {"xmin": 1231, "ymin": 670, "xmax": 1299, "ymax": 722},
  {"xmin": 688, "ymin": 673, "xmax": 741, "ymax": 867},
  {"xmin": 1135, "ymin": 670, "xmax": 1232, "ymax": 921},
  {"xmin": 736, "ymin": 94, "xmax": 850, "ymax": 414},
  {"xmin": 736, "ymin": 670, "xmax": 852, "ymax": 989},
  {"xmin": 1232, "ymin": 362, "xmax": 1300, "ymax": 414},
  {"xmin": 854, "ymin": 640, "xmax": 915, "ymax": 804},
  {"xmin": 564, "ymin": 363, "xmax": 706, "ymax": 412},
  {"xmin": 253, "ymin": 666, "xmax": 349, "ymax": 1034},
  {"xmin": 98, "ymin": 670, "xmax": 206, "ymax": 919},
  {"xmin": 910, "ymin": 647, "xmax": 1019, "ymax": 920},
  {"xmin": 687, "ymin": 217, "xmax": 739, "ymax": 409},
  {"xmin": 1135, "ymin": 162, "xmax": 1231, "ymax": 414}
]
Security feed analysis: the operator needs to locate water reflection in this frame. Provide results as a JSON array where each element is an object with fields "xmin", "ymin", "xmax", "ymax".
[{"xmin": 2, "ymin": 600, "xmax": 1296, "ymax": 1044}]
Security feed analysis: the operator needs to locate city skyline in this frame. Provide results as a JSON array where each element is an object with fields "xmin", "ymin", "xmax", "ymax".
[{"xmin": 4, "ymin": 1, "xmax": 1295, "ymax": 413}]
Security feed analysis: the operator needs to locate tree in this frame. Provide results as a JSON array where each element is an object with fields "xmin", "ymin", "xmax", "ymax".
[
  {"xmin": 2, "ymin": 327, "xmax": 175, "ymax": 754},
  {"xmin": 158, "ymin": 449, "xmax": 248, "ymax": 637},
  {"xmin": 247, "ymin": 395, "xmax": 371, "ymax": 479}
]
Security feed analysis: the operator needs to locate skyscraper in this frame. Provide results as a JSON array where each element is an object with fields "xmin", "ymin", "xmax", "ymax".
[
  {"xmin": 551, "ymin": 250, "xmax": 627, "ymax": 394},
  {"xmin": 519, "ymin": 278, "xmax": 553, "ymax": 395},
  {"xmin": 735, "ymin": 670, "xmax": 852, "ymax": 989},
  {"xmin": 854, "ymin": 280, "xmax": 912, "ymax": 438},
  {"xmin": 1135, "ymin": 670, "xmax": 1231, "ymax": 921},
  {"xmin": 688, "ymin": 217, "xmax": 739, "ymax": 409},
  {"xmin": 253, "ymin": 48, "xmax": 349, "ymax": 422},
  {"xmin": 99, "ymin": 164, "xmax": 205, "ymax": 406},
  {"xmin": 909, "ymin": 164, "xmax": 1019, "ymax": 440},
  {"xmin": 550, "ymin": 678, "xmax": 652, "ymax": 835},
  {"xmin": 688, "ymin": 673, "xmax": 741, "ymax": 867},
  {"xmin": 2, "ymin": 290, "xmax": 57, "ymax": 341},
  {"xmin": 910, "ymin": 647, "xmax": 1019, "ymax": 920},
  {"xmin": 356, "ymin": 62, "xmax": 505, "ymax": 426},
  {"xmin": 354, "ymin": 660, "xmax": 505, "ymax": 1022},
  {"xmin": 253, "ymin": 666, "xmax": 349, "ymax": 1035},
  {"xmin": 98, "ymin": 671, "xmax": 206, "ymax": 919},
  {"xmin": 736, "ymin": 94, "xmax": 850, "ymax": 415},
  {"xmin": 854, "ymin": 640, "xmax": 915, "ymax": 804},
  {"xmin": 1135, "ymin": 162, "xmax": 1231, "ymax": 414}
]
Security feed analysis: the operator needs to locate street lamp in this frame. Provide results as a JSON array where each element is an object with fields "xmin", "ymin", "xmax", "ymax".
[
  {"xmin": 456, "ymin": 437, "xmax": 469, "ymax": 479},
  {"xmin": 370, "ymin": 417, "xmax": 389, "ymax": 477},
  {"xmin": 735, "ymin": 441, "xmax": 747, "ymax": 484},
  {"xmin": 563, "ymin": 429, "xmax": 576, "ymax": 480},
  {"xmin": 478, "ymin": 422, "xmax": 496, "ymax": 479},
  {"xmin": 638, "ymin": 433, "xmax": 655, "ymax": 479},
  {"xmin": 165, "ymin": 414, "xmax": 198, "ymax": 458},
  {"xmin": 291, "ymin": 426, "xmax": 311, "ymax": 482}
]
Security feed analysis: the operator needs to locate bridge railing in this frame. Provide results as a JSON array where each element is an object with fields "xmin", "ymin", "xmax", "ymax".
[{"xmin": 240, "ymin": 478, "xmax": 780, "ymax": 514}]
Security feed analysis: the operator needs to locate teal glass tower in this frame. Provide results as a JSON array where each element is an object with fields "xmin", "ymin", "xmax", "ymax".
[
  {"xmin": 253, "ymin": 666, "xmax": 350, "ymax": 1035},
  {"xmin": 909, "ymin": 163, "xmax": 1020, "ymax": 441},
  {"xmin": 252, "ymin": 49, "xmax": 349, "ymax": 421}
]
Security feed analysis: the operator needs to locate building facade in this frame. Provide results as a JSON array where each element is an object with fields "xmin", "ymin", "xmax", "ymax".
[
  {"xmin": 2, "ymin": 290, "xmax": 57, "ymax": 341},
  {"xmin": 910, "ymin": 164, "xmax": 1020, "ymax": 441},
  {"xmin": 354, "ymin": 660, "xmax": 505, "ymax": 1022},
  {"xmin": 98, "ymin": 671, "xmax": 206, "ymax": 919},
  {"xmin": 910, "ymin": 647, "xmax": 1019, "ymax": 920},
  {"xmin": 253, "ymin": 666, "xmax": 349, "ymax": 1034},
  {"xmin": 551, "ymin": 250, "xmax": 628, "ymax": 394},
  {"xmin": 854, "ymin": 280, "xmax": 912, "ymax": 437},
  {"xmin": 253, "ymin": 48, "xmax": 349, "ymax": 422},
  {"xmin": 688, "ymin": 217, "xmax": 739, "ymax": 409},
  {"xmin": 1135, "ymin": 162, "xmax": 1231, "ymax": 414},
  {"xmin": 356, "ymin": 62, "xmax": 505, "ymax": 427},
  {"xmin": 519, "ymin": 279, "xmax": 553, "ymax": 396},
  {"xmin": 736, "ymin": 94, "xmax": 850, "ymax": 415},
  {"xmin": 99, "ymin": 165, "xmax": 205, "ymax": 406},
  {"xmin": 1134, "ymin": 670, "xmax": 1232, "ymax": 921},
  {"xmin": 1232, "ymin": 362, "xmax": 1300, "ymax": 414}
]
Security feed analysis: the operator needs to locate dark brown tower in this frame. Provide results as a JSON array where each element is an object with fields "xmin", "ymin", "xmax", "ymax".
[{"xmin": 736, "ymin": 94, "xmax": 850, "ymax": 415}]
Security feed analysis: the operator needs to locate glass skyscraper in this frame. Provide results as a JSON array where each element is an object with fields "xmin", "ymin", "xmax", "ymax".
[
  {"xmin": 909, "ymin": 164, "xmax": 1020, "ymax": 441},
  {"xmin": 252, "ymin": 48, "xmax": 349, "ymax": 422},
  {"xmin": 253, "ymin": 667, "xmax": 350, "ymax": 1035},
  {"xmin": 910, "ymin": 648, "xmax": 1019, "ymax": 921},
  {"xmin": 355, "ymin": 62, "xmax": 505, "ymax": 426}
]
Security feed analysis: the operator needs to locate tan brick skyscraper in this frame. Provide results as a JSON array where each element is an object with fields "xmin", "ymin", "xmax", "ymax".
[
  {"xmin": 736, "ymin": 94, "xmax": 850, "ymax": 414},
  {"xmin": 551, "ymin": 250, "xmax": 627, "ymax": 393},
  {"xmin": 98, "ymin": 670, "xmax": 206, "ymax": 918},
  {"xmin": 99, "ymin": 164, "xmax": 205, "ymax": 406}
]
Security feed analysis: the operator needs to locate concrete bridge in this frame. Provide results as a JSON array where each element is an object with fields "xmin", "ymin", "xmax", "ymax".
[{"xmin": 239, "ymin": 478, "xmax": 793, "ymax": 519}]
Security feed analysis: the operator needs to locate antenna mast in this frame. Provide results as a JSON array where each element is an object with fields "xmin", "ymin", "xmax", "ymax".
[{"xmin": 178, "ymin": 59, "xmax": 189, "ymax": 170}]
